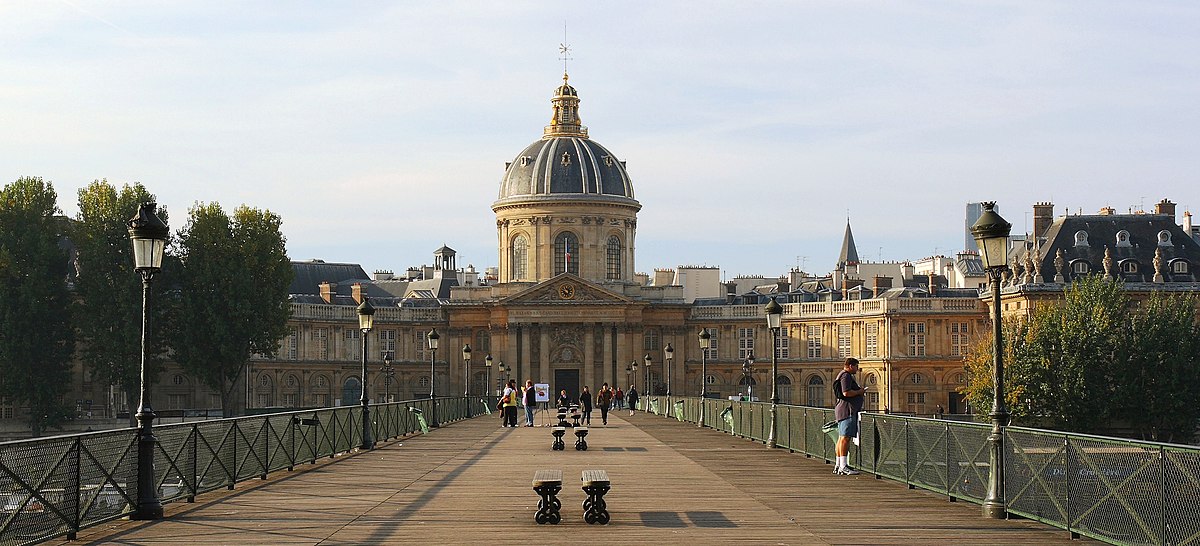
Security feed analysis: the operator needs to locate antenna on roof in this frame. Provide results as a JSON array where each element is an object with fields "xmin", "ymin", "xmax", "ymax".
[{"xmin": 558, "ymin": 23, "xmax": 573, "ymax": 75}]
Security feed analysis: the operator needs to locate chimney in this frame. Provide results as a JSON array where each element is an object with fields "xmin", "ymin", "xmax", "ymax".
[
  {"xmin": 319, "ymin": 281, "xmax": 336, "ymax": 304},
  {"xmin": 927, "ymin": 272, "xmax": 937, "ymax": 296},
  {"xmin": 901, "ymin": 262, "xmax": 914, "ymax": 281},
  {"xmin": 725, "ymin": 281, "xmax": 737, "ymax": 304},
  {"xmin": 1099, "ymin": 206, "xmax": 1115, "ymax": 216},
  {"xmin": 872, "ymin": 275, "xmax": 892, "ymax": 298},
  {"xmin": 776, "ymin": 279, "xmax": 790, "ymax": 294},
  {"xmin": 1032, "ymin": 202, "xmax": 1054, "ymax": 238},
  {"xmin": 1185, "ymin": 210, "xmax": 1195, "ymax": 241},
  {"xmin": 351, "ymin": 283, "xmax": 365, "ymax": 304},
  {"xmin": 1154, "ymin": 199, "xmax": 1177, "ymax": 218}
]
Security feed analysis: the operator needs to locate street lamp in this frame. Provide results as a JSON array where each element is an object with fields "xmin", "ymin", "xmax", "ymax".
[
  {"xmin": 742, "ymin": 354, "xmax": 755, "ymax": 401},
  {"xmin": 971, "ymin": 201, "xmax": 1012, "ymax": 519},
  {"xmin": 380, "ymin": 358, "xmax": 395, "ymax": 404},
  {"xmin": 498, "ymin": 361, "xmax": 507, "ymax": 393},
  {"xmin": 629, "ymin": 361, "xmax": 638, "ymax": 395},
  {"xmin": 664, "ymin": 343, "xmax": 674, "ymax": 398},
  {"xmin": 462, "ymin": 343, "xmax": 472, "ymax": 396},
  {"xmin": 765, "ymin": 298, "xmax": 783, "ymax": 448},
  {"xmin": 427, "ymin": 328, "xmax": 440, "ymax": 427},
  {"xmin": 357, "ymin": 298, "xmax": 376, "ymax": 450},
  {"xmin": 698, "ymin": 328, "xmax": 711, "ymax": 428},
  {"xmin": 644, "ymin": 354, "xmax": 652, "ymax": 395},
  {"xmin": 128, "ymin": 202, "xmax": 167, "ymax": 520},
  {"xmin": 485, "ymin": 354, "xmax": 493, "ymax": 397}
]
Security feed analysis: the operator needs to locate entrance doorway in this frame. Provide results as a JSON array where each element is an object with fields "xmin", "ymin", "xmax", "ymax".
[{"xmin": 553, "ymin": 369, "xmax": 580, "ymax": 404}]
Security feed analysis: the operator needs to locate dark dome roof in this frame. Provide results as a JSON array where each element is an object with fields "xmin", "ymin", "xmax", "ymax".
[{"xmin": 496, "ymin": 137, "xmax": 636, "ymax": 205}]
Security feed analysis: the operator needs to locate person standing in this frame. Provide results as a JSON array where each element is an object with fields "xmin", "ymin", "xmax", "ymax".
[
  {"xmin": 579, "ymin": 386, "xmax": 593, "ymax": 425},
  {"xmin": 614, "ymin": 387, "xmax": 624, "ymax": 409},
  {"xmin": 523, "ymin": 379, "xmax": 538, "ymax": 427},
  {"xmin": 501, "ymin": 379, "xmax": 519, "ymax": 428},
  {"xmin": 834, "ymin": 357, "xmax": 867, "ymax": 475},
  {"xmin": 596, "ymin": 383, "xmax": 614, "ymax": 425},
  {"xmin": 556, "ymin": 389, "xmax": 570, "ymax": 409},
  {"xmin": 626, "ymin": 385, "xmax": 639, "ymax": 416}
]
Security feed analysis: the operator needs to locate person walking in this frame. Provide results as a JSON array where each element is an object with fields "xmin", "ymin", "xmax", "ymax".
[
  {"xmin": 834, "ymin": 357, "xmax": 867, "ymax": 475},
  {"xmin": 501, "ymin": 379, "xmax": 518, "ymax": 428},
  {"xmin": 579, "ymin": 386, "xmax": 593, "ymax": 425},
  {"xmin": 626, "ymin": 385, "xmax": 639, "ymax": 416},
  {"xmin": 523, "ymin": 379, "xmax": 538, "ymax": 427},
  {"xmin": 614, "ymin": 387, "xmax": 624, "ymax": 409},
  {"xmin": 597, "ymin": 383, "xmax": 614, "ymax": 425}
]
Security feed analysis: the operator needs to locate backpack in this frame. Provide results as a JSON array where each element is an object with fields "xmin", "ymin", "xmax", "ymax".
[{"xmin": 833, "ymin": 372, "xmax": 846, "ymax": 401}]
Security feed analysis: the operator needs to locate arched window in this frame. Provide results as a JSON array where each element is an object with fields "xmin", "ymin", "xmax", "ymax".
[
  {"xmin": 606, "ymin": 236, "xmax": 622, "ymax": 280},
  {"xmin": 909, "ymin": 373, "xmax": 924, "ymax": 385},
  {"xmin": 1121, "ymin": 260, "xmax": 1139, "ymax": 274},
  {"xmin": 341, "ymin": 377, "xmax": 362, "ymax": 407},
  {"xmin": 1116, "ymin": 230, "xmax": 1132, "ymax": 247},
  {"xmin": 1072, "ymin": 260, "xmax": 1090, "ymax": 275},
  {"xmin": 1158, "ymin": 230, "xmax": 1172, "ymax": 246},
  {"xmin": 1171, "ymin": 260, "xmax": 1190, "ymax": 274},
  {"xmin": 807, "ymin": 376, "xmax": 825, "ymax": 407},
  {"xmin": 554, "ymin": 232, "xmax": 579, "ymax": 275},
  {"xmin": 1074, "ymin": 231, "xmax": 1089, "ymax": 247},
  {"xmin": 511, "ymin": 235, "xmax": 528, "ymax": 280}
]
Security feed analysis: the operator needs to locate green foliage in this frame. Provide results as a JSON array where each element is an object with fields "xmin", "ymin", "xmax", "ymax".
[
  {"xmin": 0, "ymin": 177, "xmax": 75, "ymax": 435},
  {"xmin": 965, "ymin": 276, "xmax": 1200, "ymax": 442},
  {"xmin": 171, "ymin": 202, "xmax": 293, "ymax": 417},
  {"xmin": 72, "ymin": 180, "xmax": 168, "ymax": 424}
]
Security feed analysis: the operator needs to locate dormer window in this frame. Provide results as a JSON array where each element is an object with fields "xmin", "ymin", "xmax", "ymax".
[
  {"xmin": 561, "ymin": 152, "xmax": 571, "ymax": 166},
  {"xmin": 1158, "ymin": 230, "xmax": 1172, "ymax": 246},
  {"xmin": 1116, "ymin": 230, "xmax": 1132, "ymax": 247},
  {"xmin": 1171, "ymin": 260, "xmax": 1190, "ymax": 274},
  {"xmin": 520, "ymin": 156, "xmax": 531, "ymax": 167},
  {"xmin": 1074, "ymin": 230, "xmax": 1089, "ymax": 247},
  {"xmin": 1072, "ymin": 260, "xmax": 1090, "ymax": 275},
  {"xmin": 1121, "ymin": 260, "xmax": 1139, "ymax": 274}
]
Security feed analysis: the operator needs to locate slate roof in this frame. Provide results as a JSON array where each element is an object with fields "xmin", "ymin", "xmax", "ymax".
[
  {"xmin": 1028, "ymin": 213, "xmax": 1200, "ymax": 282},
  {"xmin": 290, "ymin": 260, "xmax": 369, "ymax": 295}
]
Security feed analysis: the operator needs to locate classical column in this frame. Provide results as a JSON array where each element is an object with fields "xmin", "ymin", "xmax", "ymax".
[
  {"xmin": 540, "ymin": 326, "xmax": 551, "ymax": 382},
  {"xmin": 584, "ymin": 326, "xmax": 595, "ymax": 389},
  {"xmin": 601, "ymin": 324, "xmax": 613, "ymax": 387}
]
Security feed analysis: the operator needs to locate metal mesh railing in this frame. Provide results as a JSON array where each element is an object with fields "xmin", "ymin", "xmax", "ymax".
[
  {"xmin": 644, "ymin": 397, "xmax": 1200, "ymax": 546},
  {"xmin": 0, "ymin": 396, "xmax": 483, "ymax": 545}
]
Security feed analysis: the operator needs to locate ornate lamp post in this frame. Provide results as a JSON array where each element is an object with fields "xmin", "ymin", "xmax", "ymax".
[
  {"xmin": 644, "ymin": 354, "xmax": 652, "ymax": 395},
  {"xmin": 498, "ymin": 362, "xmax": 507, "ymax": 393},
  {"xmin": 765, "ymin": 298, "xmax": 783, "ymax": 448},
  {"xmin": 698, "ymin": 328, "xmax": 711, "ymax": 427},
  {"xmin": 128, "ymin": 202, "xmax": 167, "ymax": 520},
  {"xmin": 971, "ymin": 201, "xmax": 1012, "ymax": 519},
  {"xmin": 664, "ymin": 343, "xmax": 674, "ymax": 398},
  {"xmin": 462, "ymin": 344, "xmax": 472, "ymax": 396},
  {"xmin": 380, "ymin": 358, "xmax": 395, "ymax": 403},
  {"xmin": 357, "ymin": 298, "xmax": 376, "ymax": 450},
  {"xmin": 629, "ymin": 361, "xmax": 638, "ymax": 395},
  {"xmin": 427, "ymin": 328, "xmax": 440, "ymax": 427},
  {"xmin": 742, "ymin": 354, "xmax": 755, "ymax": 401},
  {"xmin": 485, "ymin": 354, "xmax": 493, "ymax": 397}
]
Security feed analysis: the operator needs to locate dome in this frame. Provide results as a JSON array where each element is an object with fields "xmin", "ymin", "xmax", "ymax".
[{"xmin": 494, "ymin": 73, "xmax": 638, "ymax": 207}]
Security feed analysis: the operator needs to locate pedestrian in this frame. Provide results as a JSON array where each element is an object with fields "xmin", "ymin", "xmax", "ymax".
[
  {"xmin": 935, "ymin": 405, "xmax": 945, "ymax": 419},
  {"xmin": 579, "ymin": 385, "xmax": 593, "ymax": 425},
  {"xmin": 501, "ymin": 379, "xmax": 519, "ymax": 428},
  {"xmin": 597, "ymin": 383, "xmax": 613, "ymax": 425},
  {"xmin": 523, "ymin": 379, "xmax": 538, "ymax": 427},
  {"xmin": 833, "ymin": 357, "xmax": 867, "ymax": 475},
  {"xmin": 614, "ymin": 387, "xmax": 624, "ymax": 409},
  {"xmin": 557, "ymin": 389, "xmax": 570, "ymax": 409},
  {"xmin": 626, "ymin": 385, "xmax": 639, "ymax": 416}
]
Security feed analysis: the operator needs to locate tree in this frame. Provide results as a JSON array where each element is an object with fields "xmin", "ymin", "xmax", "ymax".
[
  {"xmin": 72, "ymin": 180, "xmax": 168, "ymax": 425},
  {"xmin": 1115, "ymin": 291, "xmax": 1200, "ymax": 443},
  {"xmin": 0, "ymin": 177, "xmax": 75, "ymax": 435},
  {"xmin": 171, "ymin": 203, "xmax": 292, "ymax": 417}
]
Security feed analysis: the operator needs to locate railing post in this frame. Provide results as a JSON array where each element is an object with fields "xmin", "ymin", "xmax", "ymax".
[
  {"xmin": 68, "ymin": 436, "xmax": 80, "ymax": 540},
  {"xmin": 189, "ymin": 425, "xmax": 197, "ymax": 502},
  {"xmin": 229, "ymin": 421, "xmax": 237, "ymax": 490}
]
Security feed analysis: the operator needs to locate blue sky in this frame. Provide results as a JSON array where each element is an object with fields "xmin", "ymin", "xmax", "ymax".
[{"xmin": 4, "ymin": 1, "xmax": 1198, "ymax": 279}]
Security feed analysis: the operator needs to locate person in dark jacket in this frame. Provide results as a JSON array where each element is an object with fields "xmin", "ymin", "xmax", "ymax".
[
  {"xmin": 579, "ymin": 386, "xmax": 593, "ymax": 425},
  {"xmin": 626, "ymin": 386, "xmax": 639, "ymax": 416}
]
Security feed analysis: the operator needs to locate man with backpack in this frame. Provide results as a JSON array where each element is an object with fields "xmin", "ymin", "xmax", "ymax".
[{"xmin": 833, "ymin": 357, "xmax": 867, "ymax": 475}]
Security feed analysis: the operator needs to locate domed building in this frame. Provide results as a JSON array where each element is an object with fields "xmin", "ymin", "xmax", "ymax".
[{"xmin": 494, "ymin": 74, "xmax": 640, "ymax": 284}]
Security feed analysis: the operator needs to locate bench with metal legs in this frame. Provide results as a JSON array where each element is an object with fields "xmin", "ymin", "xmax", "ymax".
[
  {"xmin": 532, "ymin": 470, "xmax": 563, "ymax": 524},
  {"xmin": 581, "ymin": 469, "xmax": 610, "ymax": 524}
]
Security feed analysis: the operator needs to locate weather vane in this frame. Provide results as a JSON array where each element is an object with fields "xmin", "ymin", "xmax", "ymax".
[{"xmin": 559, "ymin": 23, "xmax": 572, "ymax": 75}]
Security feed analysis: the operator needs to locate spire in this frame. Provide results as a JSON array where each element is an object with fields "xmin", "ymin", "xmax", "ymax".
[
  {"xmin": 838, "ymin": 221, "xmax": 860, "ymax": 268},
  {"xmin": 544, "ymin": 73, "xmax": 589, "ymax": 139}
]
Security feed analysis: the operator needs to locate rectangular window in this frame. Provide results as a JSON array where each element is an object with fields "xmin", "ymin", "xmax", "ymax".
[
  {"xmin": 414, "ymin": 330, "xmax": 427, "ymax": 361},
  {"xmin": 379, "ymin": 329, "xmax": 396, "ymax": 361},
  {"xmin": 167, "ymin": 394, "xmax": 188, "ymax": 410},
  {"xmin": 776, "ymin": 329, "xmax": 789, "ymax": 359},
  {"xmin": 344, "ymin": 329, "xmax": 360, "ymax": 360},
  {"xmin": 807, "ymin": 325, "xmax": 821, "ymax": 359},
  {"xmin": 865, "ymin": 322, "xmax": 879, "ymax": 358},
  {"xmin": 256, "ymin": 394, "xmax": 271, "ymax": 408},
  {"xmin": 907, "ymin": 322, "xmax": 926, "ymax": 357},
  {"xmin": 950, "ymin": 322, "xmax": 969, "ymax": 356},
  {"xmin": 867, "ymin": 392, "xmax": 879, "ymax": 412},
  {"xmin": 738, "ymin": 328, "xmax": 755, "ymax": 360},
  {"xmin": 702, "ymin": 328, "xmax": 718, "ymax": 360},
  {"xmin": 837, "ymin": 324, "xmax": 852, "ymax": 358},
  {"xmin": 313, "ymin": 393, "xmax": 329, "ymax": 408},
  {"xmin": 313, "ymin": 328, "xmax": 329, "ymax": 361},
  {"xmin": 1, "ymin": 397, "xmax": 15, "ymax": 419},
  {"xmin": 643, "ymin": 329, "xmax": 660, "ymax": 351},
  {"xmin": 282, "ymin": 394, "xmax": 298, "ymax": 408},
  {"xmin": 906, "ymin": 392, "xmax": 926, "ymax": 414},
  {"xmin": 285, "ymin": 328, "xmax": 298, "ymax": 360}
]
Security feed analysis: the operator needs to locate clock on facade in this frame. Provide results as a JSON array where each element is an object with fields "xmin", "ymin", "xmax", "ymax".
[{"xmin": 558, "ymin": 283, "xmax": 575, "ymax": 300}]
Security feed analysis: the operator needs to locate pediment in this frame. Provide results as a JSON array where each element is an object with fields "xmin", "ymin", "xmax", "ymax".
[{"xmin": 499, "ymin": 273, "xmax": 634, "ymax": 305}]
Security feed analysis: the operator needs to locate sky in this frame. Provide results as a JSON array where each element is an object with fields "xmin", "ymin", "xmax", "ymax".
[{"xmin": 3, "ymin": 1, "xmax": 1199, "ymax": 280}]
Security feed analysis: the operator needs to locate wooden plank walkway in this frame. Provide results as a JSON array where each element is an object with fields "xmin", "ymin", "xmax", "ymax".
[{"xmin": 60, "ymin": 410, "xmax": 1092, "ymax": 545}]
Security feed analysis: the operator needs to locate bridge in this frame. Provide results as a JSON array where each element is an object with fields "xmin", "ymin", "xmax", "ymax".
[{"xmin": 3, "ymin": 398, "xmax": 1195, "ymax": 545}]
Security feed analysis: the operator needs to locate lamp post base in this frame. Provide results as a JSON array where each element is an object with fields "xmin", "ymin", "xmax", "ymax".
[{"xmin": 982, "ymin": 501, "xmax": 1006, "ymax": 519}]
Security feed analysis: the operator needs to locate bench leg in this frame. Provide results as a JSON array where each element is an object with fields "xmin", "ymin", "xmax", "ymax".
[
  {"xmin": 533, "ymin": 484, "xmax": 562, "ymax": 524},
  {"xmin": 552, "ymin": 435, "xmax": 565, "ymax": 450},
  {"xmin": 575, "ymin": 436, "xmax": 588, "ymax": 451},
  {"xmin": 582, "ymin": 484, "xmax": 610, "ymax": 524}
]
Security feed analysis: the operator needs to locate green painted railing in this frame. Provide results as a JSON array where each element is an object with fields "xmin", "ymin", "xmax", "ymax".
[
  {"xmin": 648, "ymin": 396, "xmax": 1200, "ymax": 546},
  {"xmin": 0, "ymin": 396, "xmax": 488, "ymax": 546}
]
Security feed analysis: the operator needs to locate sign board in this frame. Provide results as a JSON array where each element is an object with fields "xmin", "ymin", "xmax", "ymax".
[{"xmin": 534, "ymin": 383, "xmax": 550, "ymax": 403}]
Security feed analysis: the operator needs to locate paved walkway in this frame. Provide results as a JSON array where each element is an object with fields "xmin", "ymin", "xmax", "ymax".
[{"xmin": 62, "ymin": 409, "xmax": 1090, "ymax": 545}]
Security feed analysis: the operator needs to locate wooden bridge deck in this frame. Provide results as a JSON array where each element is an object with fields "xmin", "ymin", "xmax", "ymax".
[{"xmin": 61, "ymin": 410, "xmax": 1091, "ymax": 545}]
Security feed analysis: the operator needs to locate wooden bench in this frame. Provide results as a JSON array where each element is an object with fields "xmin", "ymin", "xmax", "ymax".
[
  {"xmin": 551, "ymin": 426, "xmax": 567, "ymax": 450},
  {"xmin": 581, "ymin": 469, "xmax": 611, "ymax": 524},
  {"xmin": 574, "ymin": 426, "xmax": 589, "ymax": 451},
  {"xmin": 532, "ymin": 470, "xmax": 562, "ymax": 524}
]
